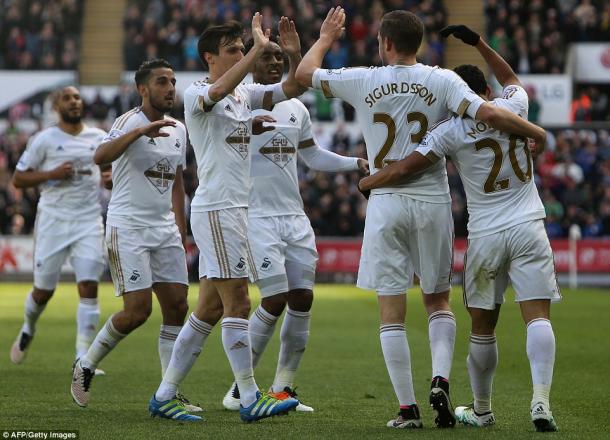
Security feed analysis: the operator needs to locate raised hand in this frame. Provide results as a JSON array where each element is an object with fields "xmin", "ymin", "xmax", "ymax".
[
  {"xmin": 49, "ymin": 161, "xmax": 74, "ymax": 180},
  {"xmin": 252, "ymin": 115, "xmax": 276, "ymax": 135},
  {"xmin": 278, "ymin": 16, "xmax": 301, "ymax": 57},
  {"xmin": 320, "ymin": 7, "xmax": 346, "ymax": 43},
  {"xmin": 252, "ymin": 12, "xmax": 271, "ymax": 49},
  {"xmin": 439, "ymin": 25, "xmax": 480, "ymax": 46},
  {"xmin": 138, "ymin": 119, "xmax": 176, "ymax": 138}
]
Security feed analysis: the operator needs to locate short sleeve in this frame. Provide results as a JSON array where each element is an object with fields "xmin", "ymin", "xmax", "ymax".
[
  {"xmin": 243, "ymin": 82, "xmax": 286, "ymax": 111},
  {"xmin": 102, "ymin": 110, "xmax": 139, "ymax": 143},
  {"xmin": 16, "ymin": 132, "xmax": 46, "ymax": 171},
  {"xmin": 311, "ymin": 67, "xmax": 370, "ymax": 106},
  {"xmin": 183, "ymin": 81, "xmax": 216, "ymax": 115},
  {"xmin": 415, "ymin": 117, "xmax": 457, "ymax": 161},
  {"xmin": 439, "ymin": 69, "xmax": 485, "ymax": 119},
  {"xmin": 493, "ymin": 85, "xmax": 529, "ymax": 118}
]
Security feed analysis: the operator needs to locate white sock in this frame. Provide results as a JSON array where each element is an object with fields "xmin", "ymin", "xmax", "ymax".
[
  {"xmin": 249, "ymin": 305, "xmax": 279, "ymax": 368},
  {"xmin": 380, "ymin": 324, "xmax": 416, "ymax": 406},
  {"xmin": 81, "ymin": 315, "xmax": 126, "ymax": 370},
  {"xmin": 222, "ymin": 317, "xmax": 259, "ymax": 407},
  {"xmin": 22, "ymin": 291, "xmax": 46, "ymax": 335},
  {"xmin": 428, "ymin": 310, "xmax": 456, "ymax": 379},
  {"xmin": 156, "ymin": 314, "xmax": 212, "ymax": 401},
  {"xmin": 527, "ymin": 318, "xmax": 555, "ymax": 407},
  {"xmin": 159, "ymin": 325, "xmax": 182, "ymax": 377},
  {"xmin": 272, "ymin": 308, "xmax": 310, "ymax": 392},
  {"xmin": 467, "ymin": 334, "xmax": 498, "ymax": 414},
  {"xmin": 75, "ymin": 298, "xmax": 100, "ymax": 359}
]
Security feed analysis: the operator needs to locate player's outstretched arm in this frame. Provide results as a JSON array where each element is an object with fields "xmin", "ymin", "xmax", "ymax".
[
  {"xmin": 358, "ymin": 152, "xmax": 433, "ymax": 192},
  {"xmin": 13, "ymin": 161, "xmax": 74, "ymax": 188},
  {"xmin": 278, "ymin": 16, "xmax": 308, "ymax": 98},
  {"xmin": 440, "ymin": 24, "xmax": 520, "ymax": 88},
  {"xmin": 295, "ymin": 7, "xmax": 346, "ymax": 87},
  {"xmin": 94, "ymin": 119, "xmax": 176, "ymax": 165},
  {"xmin": 299, "ymin": 142, "xmax": 365, "ymax": 172},
  {"xmin": 475, "ymin": 103, "xmax": 546, "ymax": 153},
  {"xmin": 208, "ymin": 12, "xmax": 270, "ymax": 102}
]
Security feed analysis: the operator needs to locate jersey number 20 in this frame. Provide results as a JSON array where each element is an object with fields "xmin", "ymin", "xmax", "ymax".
[{"xmin": 475, "ymin": 135, "xmax": 533, "ymax": 193}]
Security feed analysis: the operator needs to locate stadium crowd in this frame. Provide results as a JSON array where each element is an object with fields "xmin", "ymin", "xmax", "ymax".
[
  {"xmin": 0, "ymin": 0, "xmax": 82, "ymax": 70},
  {"xmin": 122, "ymin": 0, "xmax": 448, "ymax": 70},
  {"xmin": 485, "ymin": 0, "xmax": 610, "ymax": 74}
]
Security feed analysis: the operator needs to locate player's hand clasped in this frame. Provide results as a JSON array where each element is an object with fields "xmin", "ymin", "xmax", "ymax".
[
  {"xmin": 320, "ymin": 7, "xmax": 346, "ymax": 43},
  {"xmin": 440, "ymin": 24, "xmax": 480, "ymax": 46},
  {"xmin": 49, "ymin": 161, "xmax": 74, "ymax": 180},
  {"xmin": 252, "ymin": 115, "xmax": 276, "ymax": 135}
]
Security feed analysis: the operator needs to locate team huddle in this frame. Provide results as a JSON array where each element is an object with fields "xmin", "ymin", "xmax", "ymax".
[{"xmin": 9, "ymin": 7, "xmax": 559, "ymax": 432}]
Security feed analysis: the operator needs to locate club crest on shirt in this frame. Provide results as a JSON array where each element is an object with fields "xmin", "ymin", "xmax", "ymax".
[
  {"xmin": 174, "ymin": 138, "xmax": 181, "ymax": 149},
  {"xmin": 225, "ymin": 122, "xmax": 250, "ymax": 160},
  {"xmin": 259, "ymin": 132, "xmax": 296, "ymax": 169},
  {"xmin": 289, "ymin": 113, "xmax": 298, "ymax": 124},
  {"xmin": 143, "ymin": 157, "xmax": 176, "ymax": 194}
]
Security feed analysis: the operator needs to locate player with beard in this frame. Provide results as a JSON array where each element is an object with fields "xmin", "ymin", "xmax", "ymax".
[
  {"xmin": 11, "ymin": 86, "xmax": 107, "ymax": 375},
  {"xmin": 70, "ymin": 59, "xmax": 198, "ymax": 418}
]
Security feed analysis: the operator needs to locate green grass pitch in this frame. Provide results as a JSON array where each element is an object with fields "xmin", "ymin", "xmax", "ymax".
[{"xmin": 0, "ymin": 282, "xmax": 608, "ymax": 439}]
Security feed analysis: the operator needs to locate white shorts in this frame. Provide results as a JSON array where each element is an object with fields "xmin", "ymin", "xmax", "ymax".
[
  {"xmin": 357, "ymin": 194, "xmax": 453, "ymax": 295},
  {"xmin": 248, "ymin": 215, "xmax": 318, "ymax": 297},
  {"xmin": 33, "ymin": 215, "xmax": 105, "ymax": 290},
  {"xmin": 191, "ymin": 208, "xmax": 253, "ymax": 280},
  {"xmin": 106, "ymin": 224, "xmax": 188, "ymax": 296},
  {"xmin": 463, "ymin": 219, "xmax": 561, "ymax": 310}
]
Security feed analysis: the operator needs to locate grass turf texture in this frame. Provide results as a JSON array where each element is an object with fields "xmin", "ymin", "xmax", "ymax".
[{"xmin": 0, "ymin": 283, "xmax": 608, "ymax": 439}]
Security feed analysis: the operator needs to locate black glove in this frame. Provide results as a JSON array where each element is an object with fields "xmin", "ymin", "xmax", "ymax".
[{"xmin": 440, "ymin": 25, "xmax": 480, "ymax": 46}]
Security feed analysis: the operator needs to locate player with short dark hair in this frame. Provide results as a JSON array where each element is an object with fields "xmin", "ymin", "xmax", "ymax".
[
  {"xmin": 70, "ymin": 59, "xmax": 200, "ymax": 419},
  {"xmin": 359, "ymin": 24, "xmax": 560, "ymax": 432},
  {"xmin": 11, "ymin": 86, "xmax": 106, "ymax": 375}
]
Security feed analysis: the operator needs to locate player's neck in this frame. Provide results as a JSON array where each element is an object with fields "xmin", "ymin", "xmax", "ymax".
[
  {"xmin": 141, "ymin": 103, "xmax": 165, "ymax": 122},
  {"xmin": 57, "ymin": 120, "xmax": 84, "ymax": 136},
  {"xmin": 388, "ymin": 52, "xmax": 417, "ymax": 66}
]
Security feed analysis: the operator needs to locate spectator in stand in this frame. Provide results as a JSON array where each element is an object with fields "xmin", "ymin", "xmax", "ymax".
[{"xmin": 571, "ymin": 91, "xmax": 592, "ymax": 122}]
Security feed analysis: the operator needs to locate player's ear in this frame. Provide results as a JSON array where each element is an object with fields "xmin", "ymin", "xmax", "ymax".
[
  {"xmin": 485, "ymin": 84, "xmax": 492, "ymax": 100},
  {"xmin": 204, "ymin": 52, "xmax": 214, "ymax": 67}
]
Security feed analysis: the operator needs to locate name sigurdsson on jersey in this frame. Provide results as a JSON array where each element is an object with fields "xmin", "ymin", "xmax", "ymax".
[{"xmin": 365, "ymin": 82, "xmax": 437, "ymax": 108}]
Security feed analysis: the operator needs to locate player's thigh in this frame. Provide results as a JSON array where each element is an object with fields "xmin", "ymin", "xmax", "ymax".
[
  {"xmin": 408, "ymin": 200, "xmax": 453, "ymax": 294},
  {"xmin": 149, "ymin": 224, "xmax": 188, "ymax": 287},
  {"xmin": 283, "ymin": 215, "xmax": 318, "ymax": 292},
  {"xmin": 69, "ymin": 218, "xmax": 105, "ymax": 283},
  {"xmin": 248, "ymin": 216, "xmax": 289, "ymax": 297},
  {"xmin": 357, "ymin": 194, "xmax": 414, "ymax": 295},
  {"xmin": 32, "ymin": 215, "xmax": 71, "ymax": 290},
  {"xmin": 106, "ymin": 226, "xmax": 152, "ymax": 296},
  {"xmin": 507, "ymin": 220, "xmax": 561, "ymax": 304},
  {"xmin": 463, "ymin": 233, "xmax": 510, "ymax": 311},
  {"xmin": 191, "ymin": 208, "xmax": 250, "ymax": 280}
]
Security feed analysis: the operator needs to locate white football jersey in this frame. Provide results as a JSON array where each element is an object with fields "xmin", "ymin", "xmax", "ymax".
[
  {"xmin": 249, "ymin": 99, "xmax": 315, "ymax": 217},
  {"xmin": 416, "ymin": 85, "xmax": 545, "ymax": 238},
  {"xmin": 184, "ymin": 80, "xmax": 286, "ymax": 212},
  {"xmin": 16, "ymin": 125, "xmax": 106, "ymax": 221},
  {"xmin": 103, "ymin": 108, "xmax": 187, "ymax": 229},
  {"xmin": 313, "ymin": 65, "xmax": 485, "ymax": 202}
]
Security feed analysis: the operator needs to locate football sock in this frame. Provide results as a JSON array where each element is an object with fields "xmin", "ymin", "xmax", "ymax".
[
  {"xmin": 271, "ymin": 308, "xmax": 310, "ymax": 392},
  {"xmin": 467, "ymin": 334, "xmax": 497, "ymax": 414},
  {"xmin": 75, "ymin": 298, "xmax": 100, "ymax": 359},
  {"xmin": 156, "ymin": 314, "xmax": 211, "ymax": 402},
  {"xmin": 428, "ymin": 310, "xmax": 456, "ymax": 380},
  {"xmin": 80, "ymin": 315, "xmax": 126, "ymax": 370},
  {"xmin": 22, "ymin": 290, "xmax": 46, "ymax": 336},
  {"xmin": 158, "ymin": 325, "xmax": 182, "ymax": 377},
  {"xmin": 222, "ymin": 317, "xmax": 259, "ymax": 407},
  {"xmin": 380, "ymin": 323, "xmax": 416, "ymax": 406},
  {"xmin": 526, "ymin": 318, "xmax": 555, "ymax": 407},
  {"xmin": 249, "ymin": 305, "xmax": 278, "ymax": 368}
]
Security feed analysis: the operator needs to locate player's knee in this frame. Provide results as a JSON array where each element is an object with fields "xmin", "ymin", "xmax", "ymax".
[
  {"xmin": 130, "ymin": 304, "xmax": 153, "ymax": 328},
  {"xmin": 32, "ymin": 288, "xmax": 54, "ymax": 305},
  {"xmin": 261, "ymin": 293, "xmax": 288, "ymax": 316},
  {"xmin": 174, "ymin": 296, "xmax": 189, "ymax": 320},
  {"xmin": 287, "ymin": 289, "xmax": 313, "ymax": 312},
  {"xmin": 77, "ymin": 280, "xmax": 98, "ymax": 298},
  {"xmin": 422, "ymin": 290, "xmax": 450, "ymax": 315}
]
